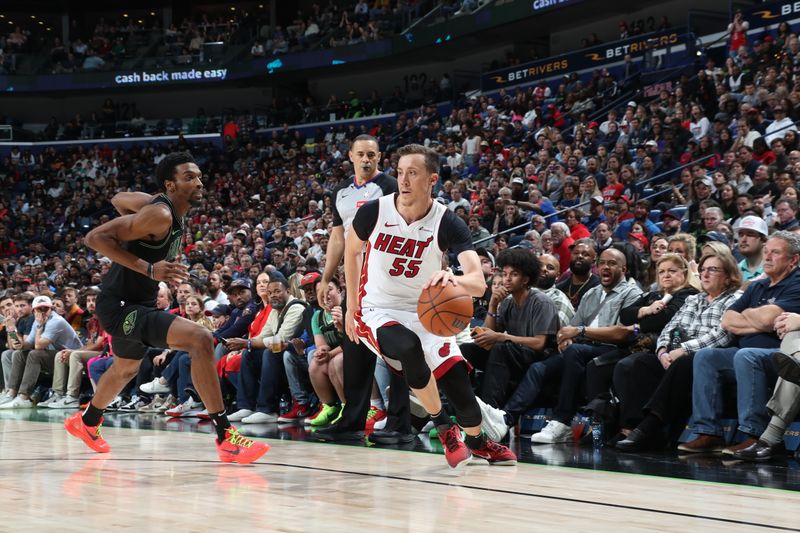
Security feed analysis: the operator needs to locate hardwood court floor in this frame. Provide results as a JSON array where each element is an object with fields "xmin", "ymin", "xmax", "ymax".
[{"xmin": 1, "ymin": 412, "xmax": 799, "ymax": 532}]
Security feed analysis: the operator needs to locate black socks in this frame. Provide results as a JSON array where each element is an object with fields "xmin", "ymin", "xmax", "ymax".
[
  {"xmin": 432, "ymin": 409, "xmax": 451, "ymax": 432},
  {"xmin": 465, "ymin": 432, "xmax": 487, "ymax": 450},
  {"xmin": 209, "ymin": 410, "xmax": 232, "ymax": 442},
  {"xmin": 82, "ymin": 403, "xmax": 104, "ymax": 427}
]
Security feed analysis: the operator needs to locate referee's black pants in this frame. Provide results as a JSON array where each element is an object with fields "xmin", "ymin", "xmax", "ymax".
[{"xmin": 336, "ymin": 302, "xmax": 411, "ymax": 433}]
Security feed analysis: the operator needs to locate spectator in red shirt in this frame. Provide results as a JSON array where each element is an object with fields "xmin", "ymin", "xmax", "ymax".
[
  {"xmin": 223, "ymin": 118, "xmax": 240, "ymax": 141},
  {"xmin": 564, "ymin": 208, "xmax": 591, "ymax": 240},
  {"xmin": 550, "ymin": 222, "xmax": 575, "ymax": 274}
]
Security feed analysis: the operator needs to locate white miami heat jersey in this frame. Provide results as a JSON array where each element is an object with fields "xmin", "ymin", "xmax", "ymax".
[{"xmin": 352, "ymin": 194, "xmax": 473, "ymax": 313}]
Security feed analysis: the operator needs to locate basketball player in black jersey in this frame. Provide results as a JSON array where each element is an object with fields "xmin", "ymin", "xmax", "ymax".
[{"xmin": 64, "ymin": 152, "xmax": 269, "ymax": 464}]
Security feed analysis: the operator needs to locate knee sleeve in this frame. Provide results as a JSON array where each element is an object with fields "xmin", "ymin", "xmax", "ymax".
[
  {"xmin": 437, "ymin": 362, "xmax": 482, "ymax": 428},
  {"xmin": 376, "ymin": 325, "xmax": 430, "ymax": 389}
]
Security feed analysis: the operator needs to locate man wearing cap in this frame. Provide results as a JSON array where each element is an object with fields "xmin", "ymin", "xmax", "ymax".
[
  {"xmin": 43, "ymin": 287, "xmax": 107, "ymax": 409},
  {"xmin": 765, "ymin": 105, "xmax": 797, "ymax": 145},
  {"xmin": 584, "ymin": 196, "xmax": 606, "ymax": 232},
  {"xmin": 227, "ymin": 274, "xmax": 308, "ymax": 424},
  {"xmin": 307, "ymin": 230, "xmax": 329, "ymax": 263},
  {"xmin": 212, "ymin": 278, "xmax": 258, "ymax": 359},
  {"xmin": 661, "ymin": 209, "xmax": 683, "ymax": 236},
  {"xmin": 614, "ymin": 199, "xmax": 660, "ymax": 241},
  {"xmin": 737, "ymin": 215, "xmax": 767, "ymax": 284},
  {"xmin": 0, "ymin": 296, "xmax": 81, "ymax": 409}
]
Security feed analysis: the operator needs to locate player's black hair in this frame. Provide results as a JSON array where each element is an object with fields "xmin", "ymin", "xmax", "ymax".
[
  {"xmin": 155, "ymin": 151, "xmax": 196, "ymax": 191},
  {"xmin": 396, "ymin": 143, "xmax": 439, "ymax": 174},
  {"xmin": 496, "ymin": 248, "xmax": 540, "ymax": 288}
]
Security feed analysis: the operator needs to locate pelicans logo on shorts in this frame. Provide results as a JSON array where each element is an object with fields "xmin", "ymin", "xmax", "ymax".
[{"xmin": 122, "ymin": 310, "xmax": 138, "ymax": 336}]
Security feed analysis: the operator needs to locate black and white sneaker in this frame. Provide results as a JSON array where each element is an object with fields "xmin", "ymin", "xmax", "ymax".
[
  {"xmin": 106, "ymin": 396, "xmax": 125, "ymax": 411},
  {"xmin": 119, "ymin": 395, "xmax": 148, "ymax": 412}
]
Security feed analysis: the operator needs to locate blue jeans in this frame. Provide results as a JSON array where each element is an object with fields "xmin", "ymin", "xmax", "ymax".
[
  {"xmin": 161, "ymin": 351, "xmax": 193, "ymax": 403},
  {"xmin": 239, "ymin": 348, "xmax": 285, "ymax": 414},
  {"xmin": 553, "ymin": 343, "xmax": 611, "ymax": 424},
  {"xmin": 504, "ymin": 354, "xmax": 564, "ymax": 417},
  {"xmin": 284, "ymin": 350, "xmax": 314, "ymax": 405},
  {"xmin": 374, "ymin": 356, "xmax": 391, "ymax": 407},
  {"xmin": 691, "ymin": 346, "xmax": 776, "ymax": 436}
]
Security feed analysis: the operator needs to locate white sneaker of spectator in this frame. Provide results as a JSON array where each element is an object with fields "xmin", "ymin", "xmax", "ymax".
[
  {"xmin": 0, "ymin": 396, "xmax": 33, "ymax": 409},
  {"xmin": 48, "ymin": 395, "xmax": 79, "ymax": 409},
  {"xmin": 530, "ymin": 420, "xmax": 572, "ymax": 444},
  {"xmin": 38, "ymin": 392, "xmax": 63, "ymax": 407},
  {"xmin": 0, "ymin": 392, "xmax": 14, "ymax": 406},
  {"xmin": 227, "ymin": 409, "xmax": 254, "ymax": 422},
  {"xmin": 408, "ymin": 393, "xmax": 429, "ymax": 419},
  {"xmin": 138, "ymin": 394, "xmax": 163, "ymax": 412},
  {"xmin": 156, "ymin": 394, "xmax": 177, "ymax": 412},
  {"xmin": 165, "ymin": 398, "xmax": 203, "ymax": 418},
  {"xmin": 477, "ymin": 397, "xmax": 509, "ymax": 442},
  {"xmin": 241, "ymin": 411, "xmax": 278, "ymax": 424},
  {"xmin": 140, "ymin": 377, "xmax": 171, "ymax": 395}
]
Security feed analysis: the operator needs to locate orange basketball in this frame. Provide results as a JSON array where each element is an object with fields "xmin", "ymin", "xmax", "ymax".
[{"xmin": 417, "ymin": 282, "xmax": 473, "ymax": 336}]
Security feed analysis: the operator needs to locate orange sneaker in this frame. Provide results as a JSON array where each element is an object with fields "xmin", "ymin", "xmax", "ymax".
[
  {"xmin": 64, "ymin": 412, "xmax": 111, "ymax": 453},
  {"xmin": 216, "ymin": 426, "xmax": 270, "ymax": 464}
]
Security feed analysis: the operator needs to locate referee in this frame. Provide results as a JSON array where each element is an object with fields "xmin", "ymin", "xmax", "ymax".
[{"xmin": 315, "ymin": 135, "xmax": 412, "ymax": 443}]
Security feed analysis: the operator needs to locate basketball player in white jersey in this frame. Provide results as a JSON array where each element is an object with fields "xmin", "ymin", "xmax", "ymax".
[
  {"xmin": 343, "ymin": 143, "xmax": 517, "ymax": 468},
  {"xmin": 315, "ymin": 134, "xmax": 412, "ymax": 444}
]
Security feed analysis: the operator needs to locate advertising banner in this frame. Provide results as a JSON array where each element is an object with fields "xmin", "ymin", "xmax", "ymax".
[
  {"xmin": 744, "ymin": 0, "xmax": 800, "ymax": 27},
  {"xmin": 481, "ymin": 28, "xmax": 686, "ymax": 91}
]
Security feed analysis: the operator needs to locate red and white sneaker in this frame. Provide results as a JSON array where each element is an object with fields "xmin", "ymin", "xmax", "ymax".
[
  {"xmin": 470, "ymin": 439, "xmax": 517, "ymax": 465},
  {"xmin": 438, "ymin": 425, "xmax": 472, "ymax": 468},
  {"xmin": 277, "ymin": 400, "xmax": 313, "ymax": 422},
  {"xmin": 304, "ymin": 404, "xmax": 324, "ymax": 426},
  {"xmin": 364, "ymin": 406, "xmax": 387, "ymax": 431},
  {"xmin": 216, "ymin": 426, "xmax": 270, "ymax": 464},
  {"xmin": 64, "ymin": 412, "xmax": 111, "ymax": 453}
]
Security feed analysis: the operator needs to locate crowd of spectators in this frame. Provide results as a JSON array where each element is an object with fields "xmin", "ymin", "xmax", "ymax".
[
  {"xmin": 0, "ymin": 1, "xmax": 439, "ymax": 75},
  {"xmin": 3, "ymin": 13, "xmax": 800, "ymax": 461},
  {"xmin": 578, "ymin": 15, "xmax": 673, "ymax": 49}
]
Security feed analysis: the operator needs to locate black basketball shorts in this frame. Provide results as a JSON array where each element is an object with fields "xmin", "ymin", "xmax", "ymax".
[{"xmin": 96, "ymin": 293, "xmax": 178, "ymax": 360}]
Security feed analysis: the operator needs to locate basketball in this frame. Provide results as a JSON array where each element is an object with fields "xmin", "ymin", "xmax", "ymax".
[{"xmin": 417, "ymin": 282, "xmax": 473, "ymax": 336}]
